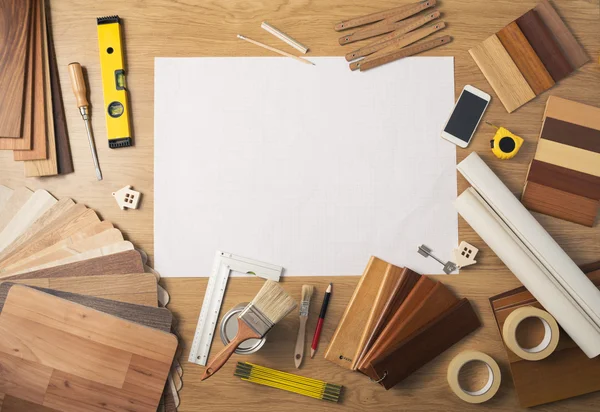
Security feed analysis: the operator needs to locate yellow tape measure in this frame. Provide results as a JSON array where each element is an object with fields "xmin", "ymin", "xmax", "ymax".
[
  {"xmin": 97, "ymin": 16, "xmax": 132, "ymax": 148},
  {"xmin": 487, "ymin": 122, "xmax": 523, "ymax": 160}
]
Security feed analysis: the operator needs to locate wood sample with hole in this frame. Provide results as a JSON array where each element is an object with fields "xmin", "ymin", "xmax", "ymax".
[{"xmin": 522, "ymin": 96, "xmax": 600, "ymax": 226}]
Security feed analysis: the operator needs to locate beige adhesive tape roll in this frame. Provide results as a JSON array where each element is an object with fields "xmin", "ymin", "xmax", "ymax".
[
  {"xmin": 447, "ymin": 351, "xmax": 501, "ymax": 404},
  {"xmin": 502, "ymin": 306, "xmax": 559, "ymax": 361}
]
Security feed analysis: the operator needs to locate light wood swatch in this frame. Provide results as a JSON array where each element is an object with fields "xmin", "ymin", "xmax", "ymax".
[
  {"xmin": 534, "ymin": 139, "xmax": 600, "ymax": 177},
  {"xmin": 0, "ymin": 190, "xmax": 56, "ymax": 252},
  {"xmin": 23, "ymin": 0, "xmax": 57, "ymax": 176},
  {"xmin": 0, "ymin": 188, "xmax": 33, "ymax": 233},
  {"xmin": 544, "ymin": 95, "xmax": 600, "ymax": 131},
  {"xmin": 0, "ymin": 186, "xmax": 14, "ymax": 213},
  {"xmin": 496, "ymin": 21, "xmax": 554, "ymax": 95},
  {"xmin": 469, "ymin": 34, "xmax": 535, "ymax": 113}
]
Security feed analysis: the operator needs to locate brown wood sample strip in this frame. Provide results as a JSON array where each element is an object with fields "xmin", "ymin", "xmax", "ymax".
[
  {"xmin": 0, "ymin": 0, "xmax": 33, "ymax": 137},
  {"xmin": 540, "ymin": 117, "xmax": 600, "ymax": 154},
  {"xmin": 0, "ymin": 188, "xmax": 33, "ymax": 233},
  {"xmin": 14, "ymin": 0, "xmax": 46, "ymax": 161},
  {"xmin": 496, "ymin": 21, "xmax": 554, "ymax": 95},
  {"xmin": 23, "ymin": 0, "xmax": 58, "ymax": 177},
  {"xmin": 335, "ymin": 0, "xmax": 435, "ymax": 32},
  {"xmin": 522, "ymin": 181, "xmax": 598, "ymax": 227},
  {"xmin": 534, "ymin": 0, "xmax": 589, "ymax": 69},
  {"xmin": 534, "ymin": 139, "xmax": 600, "ymax": 178},
  {"xmin": 544, "ymin": 96, "xmax": 600, "ymax": 131},
  {"xmin": 516, "ymin": 9, "xmax": 573, "ymax": 82},
  {"xmin": 469, "ymin": 34, "xmax": 535, "ymax": 113},
  {"xmin": 526, "ymin": 160, "xmax": 600, "ymax": 200}
]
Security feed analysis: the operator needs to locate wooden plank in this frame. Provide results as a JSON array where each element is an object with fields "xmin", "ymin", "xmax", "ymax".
[
  {"xmin": 0, "ymin": 0, "xmax": 34, "ymax": 150},
  {"xmin": 0, "ymin": 186, "xmax": 14, "ymax": 214},
  {"xmin": 0, "ymin": 0, "xmax": 33, "ymax": 137},
  {"xmin": 526, "ymin": 160, "xmax": 600, "ymax": 200},
  {"xmin": 534, "ymin": 0, "xmax": 589, "ymax": 69},
  {"xmin": 496, "ymin": 21, "xmax": 554, "ymax": 95},
  {"xmin": 22, "ymin": 0, "xmax": 58, "ymax": 177},
  {"xmin": 13, "ymin": 0, "xmax": 46, "ymax": 161},
  {"xmin": 544, "ymin": 95, "xmax": 600, "ymax": 131},
  {"xmin": 516, "ymin": 9, "xmax": 573, "ymax": 82},
  {"xmin": 534, "ymin": 139, "xmax": 600, "ymax": 177},
  {"xmin": 541, "ymin": 117, "xmax": 600, "ymax": 154},
  {"xmin": 0, "ymin": 352, "xmax": 52, "ymax": 405},
  {"xmin": 0, "ymin": 395, "xmax": 57, "ymax": 412},
  {"xmin": 522, "ymin": 181, "xmax": 598, "ymax": 227},
  {"xmin": 0, "ymin": 188, "xmax": 33, "ymax": 233},
  {"xmin": 469, "ymin": 34, "xmax": 535, "ymax": 113},
  {"xmin": 0, "ymin": 190, "xmax": 56, "ymax": 252}
]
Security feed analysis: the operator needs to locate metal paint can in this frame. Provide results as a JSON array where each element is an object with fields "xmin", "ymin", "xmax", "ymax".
[{"xmin": 220, "ymin": 302, "xmax": 267, "ymax": 355}]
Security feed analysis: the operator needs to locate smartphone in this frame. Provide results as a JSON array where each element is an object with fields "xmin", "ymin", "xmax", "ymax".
[{"xmin": 441, "ymin": 85, "xmax": 491, "ymax": 148}]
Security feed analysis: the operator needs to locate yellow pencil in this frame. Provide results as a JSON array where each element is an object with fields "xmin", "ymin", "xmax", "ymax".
[{"xmin": 237, "ymin": 35, "xmax": 315, "ymax": 66}]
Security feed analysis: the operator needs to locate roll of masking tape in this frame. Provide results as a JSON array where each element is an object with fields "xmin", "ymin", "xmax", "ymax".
[
  {"xmin": 502, "ymin": 306, "xmax": 559, "ymax": 361},
  {"xmin": 447, "ymin": 351, "xmax": 501, "ymax": 404}
]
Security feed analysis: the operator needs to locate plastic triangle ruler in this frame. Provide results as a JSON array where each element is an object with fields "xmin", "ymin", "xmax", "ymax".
[{"xmin": 188, "ymin": 251, "xmax": 283, "ymax": 366}]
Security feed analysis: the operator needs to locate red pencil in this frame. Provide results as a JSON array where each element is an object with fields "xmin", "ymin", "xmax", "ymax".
[{"xmin": 310, "ymin": 283, "xmax": 332, "ymax": 358}]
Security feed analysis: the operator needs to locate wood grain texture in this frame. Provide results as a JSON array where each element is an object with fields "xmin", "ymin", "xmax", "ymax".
[
  {"xmin": 535, "ymin": 139, "xmax": 600, "ymax": 177},
  {"xmin": 13, "ymin": 0, "xmax": 46, "ymax": 161},
  {"xmin": 544, "ymin": 95, "xmax": 600, "ymax": 132},
  {"xmin": 516, "ymin": 9, "xmax": 573, "ymax": 82},
  {"xmin": 23, "ymin": 0, "xmax": 58, "ymax": 177},
  {"xmin": 534, "ymin": 0, "xmax": 589, "ymax": 69},
  {"xmin": 0, "ymin": 187, "xmax": 33, "ymax": 233},
  {"xmin": 469, "ymin": 34, "xmax": 536, "ymax": 113},
  {"xmin": 526, "ymin": 160, "xmax": 600, "ymax": 200},
  {"xmin": 0, "ymin": 395, "xmax": 58, "ymax": 412},
  {"xmin": 0, "ymin": 186, "xmax": 13, "ymax": 212},
  {"xmin": 0, "ymin": 0, "xmax": 32, "ymax": 137},
  {"xmin": 1, "ymin": 0, "xmax": 600, "ymax": 410},
  {"xmin": 496, "ymin": 21, "xmax": 554, "ymax": 95},
  {"xmin": 489, "ymin": 268, "xmax": 600, "ymax": 407},
  {"xmin": 0, "ymin": 285, "xmax": 177, "ymax": 411},
  {"xmin": 522, "ymin": 181, "xmax": 598, "ymax": 227},
  {"xmin": 541, "ymin": 117, "xmax": 600, "ymax": 153}
]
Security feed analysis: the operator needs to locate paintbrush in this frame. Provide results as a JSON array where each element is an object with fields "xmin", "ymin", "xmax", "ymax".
[
  {"xmin": 201, "ymin": 280, "xmax": 297, "ymax": 380},
  {"xmin": 294, "ymin": 285, "xmax": 314, "ymax": 368}
]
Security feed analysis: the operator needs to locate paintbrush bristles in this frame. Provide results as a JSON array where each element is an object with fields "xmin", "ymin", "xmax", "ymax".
[
  {"xmin": 251, "ymin": 280, "xmax": 297, "ymax": 325},
  {"xmin": 301, "ymin": 285, "xmax": 314, "ymax": 303}
]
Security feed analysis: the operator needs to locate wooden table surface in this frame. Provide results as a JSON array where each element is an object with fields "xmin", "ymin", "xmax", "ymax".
[{"xmin": 1, "ymin": 0, "xmax": 599, "ymax": 410}]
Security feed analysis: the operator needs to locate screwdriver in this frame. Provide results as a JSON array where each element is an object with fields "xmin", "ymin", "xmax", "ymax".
[{"xmin": 68, "ymin": 62, "xmax": 103, "ymax": 180}]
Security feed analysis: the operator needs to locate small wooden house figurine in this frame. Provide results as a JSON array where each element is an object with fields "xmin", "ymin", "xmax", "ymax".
[
  {"xmin": 112, "ymin": 185, "xmax": 141, "ymax": 210},
  {"xmin": 453, "ymin": 241, "xmax": 478, "ymax": 269}
]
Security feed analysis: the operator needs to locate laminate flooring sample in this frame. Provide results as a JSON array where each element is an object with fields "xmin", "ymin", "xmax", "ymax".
[
  {"xmin": 0, "ymin": 186, "xmax": 13, "ymax": 212},
  {"xmin": 0, "ymin": 187, "xmax": 33, "ymax": 233},
  {"xmin": 0, "ymin": 285, "xmax": 177, "ymax": 411}
]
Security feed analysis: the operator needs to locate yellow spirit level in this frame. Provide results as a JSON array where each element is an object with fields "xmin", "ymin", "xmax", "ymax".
[
  {"xmin": 487, "ymin": 122, "xmax": 524, "ymax": 160},
  {"xmin": 97, "ymin": 16, "xmax": 132, "ymax": 148}
]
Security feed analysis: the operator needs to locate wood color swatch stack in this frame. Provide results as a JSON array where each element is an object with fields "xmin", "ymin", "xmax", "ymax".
[
  {"xmin": 324, "ymin": 257, "xmax": 480, "ymax": 390},
  {"xmin": 469, "ymin": 0, "xmax": 588, "ymax": 113},
  {"xmin": 0, "ymin": 185, "xmax": 183, "ymax": 411},
  {"xmin": 489, "ymin": 261, "xmax": 600, "ymax": 407},
  {"xmin": 522, "ymin": 96, "xmax": 600, "ymax": 227},
  {"xmin": 0, "ymin": 0, "xmax": 72, "ymax": 177}
]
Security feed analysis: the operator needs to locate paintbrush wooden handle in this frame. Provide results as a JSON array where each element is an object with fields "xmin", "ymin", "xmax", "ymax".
[
  {"xmin": 201, "ymin": 320, "xmax": 259, "ymax": 381},
  {"xmin": 294, "ymin": 316, "xmax": 308, "ymax": 368}
]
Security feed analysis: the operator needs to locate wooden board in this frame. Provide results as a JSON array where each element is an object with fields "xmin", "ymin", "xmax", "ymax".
[
  {"xmin": 0, "ymin": 190, "xmax": 56, "ymax": 252},
  {"xmin": 23, "ymin": 0, "xmax": 58, "ymax": 177},
  {"xmin": 0, "ymin": 285, "xmax": 177, "ymax": 411},
  {"xmin": 526, "ymin": 160, "xmax": 600, "ymax": 200},
  {"xmin": 4, "ymin": 250, "xmax": 145, "ymax": 281},
  {"xmin": 544, "ymin": 95, "xmax": 600, "ymax": 132},
  {"xmin": 489, "ymin": 268, "xmax": 600, "ymax": 407},
  {"xmin": 541, "ymin": 117, "xmax": 600, "ymax": 153},
  {"xmin": 0, "ymin": 187, "xmax": 13, "ymax": 212},
  {"xmin": 522, "ymin": 181, "xmax": 598, "ymax": 227},
  {"xmin": 0, "ymin": 0, "xmax": 32, "ymax": 137},
  {"xmin": 0, "ymin": 273, "xmax": 158, "ymax": 307},
  {"xmin": 0, "ymin": 0, "xmax": 34, "ymax": 151},
  {"xmin": 469, "ymin": 34, "xmax": 535, "ymax": 113},
  {"xmin": 13, "ymin": 0, "xmax": 46, "ymax": 161},
  {"xmin": 496, "ymin": 21, "xmax": 554, "ymax": 95},
  {"xmin": 0, "ymin": 187, "xmax": 33, "ymax": 233},
  {"xmin": 534, "ymin": 0, "xmax": 589, "ymax": 69},
  {"xmin": 534, "ymin": 139, "xmax": 600, "ymax": 177}
]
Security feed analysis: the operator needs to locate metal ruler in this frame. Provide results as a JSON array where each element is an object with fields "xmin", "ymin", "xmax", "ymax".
[{"xmin": 188, "ymin": 251, "xmax": 283, "ymax": 366}]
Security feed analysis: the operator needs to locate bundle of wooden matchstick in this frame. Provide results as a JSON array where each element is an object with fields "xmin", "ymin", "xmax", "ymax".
[
  {"xmin": 336, "ymin": 0, "xmax": 452, "ymax": 71},
  {"xmin": 235, "ymin": 362, "xmax": 343, "ymax": 403}
]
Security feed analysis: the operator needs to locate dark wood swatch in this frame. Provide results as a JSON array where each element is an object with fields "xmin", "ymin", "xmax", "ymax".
[
  {"xmin": 527, "ymin": 160, "xmax": 600, "ymax": 200},
  {"xmin": 0, "ymin": 396, "xmax": 57, "ymax": 412},
  {"xmin": 4, "ymin": 250, "xmax": 144, "ymax": 281},
  {"xmin": 0, "ymin": 0, "xmax": 33, "ymax": 137},
  {"xmin": 489, "ymin": 268, "xmax": 600, "ymax": 408},
  {"xmin": 496, "ymin": 21, "xmax": 554, "ymax": 95},
  {"xmin": 516, "ymin": 10, "xmax": 573, "ymax": 82},
  {"xmin": 541, "ymin": 117, "xmax": 600, "ymax": 154},
  {"xmin": 45, "ymin": 1, "xmax": 73, "ymax": 174},
  {"xmin": 522, "ymin": 181, "xmax": 598, "ymax": 227},
  {"xmin": 0, "ymin": 283, "xmax": 172, "ymax": 331}
]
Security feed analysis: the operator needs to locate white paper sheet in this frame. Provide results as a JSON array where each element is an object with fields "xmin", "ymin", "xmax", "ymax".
[{"xmin": 154, "ymin": 57, "xmax": 457, "ymax": 277}]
